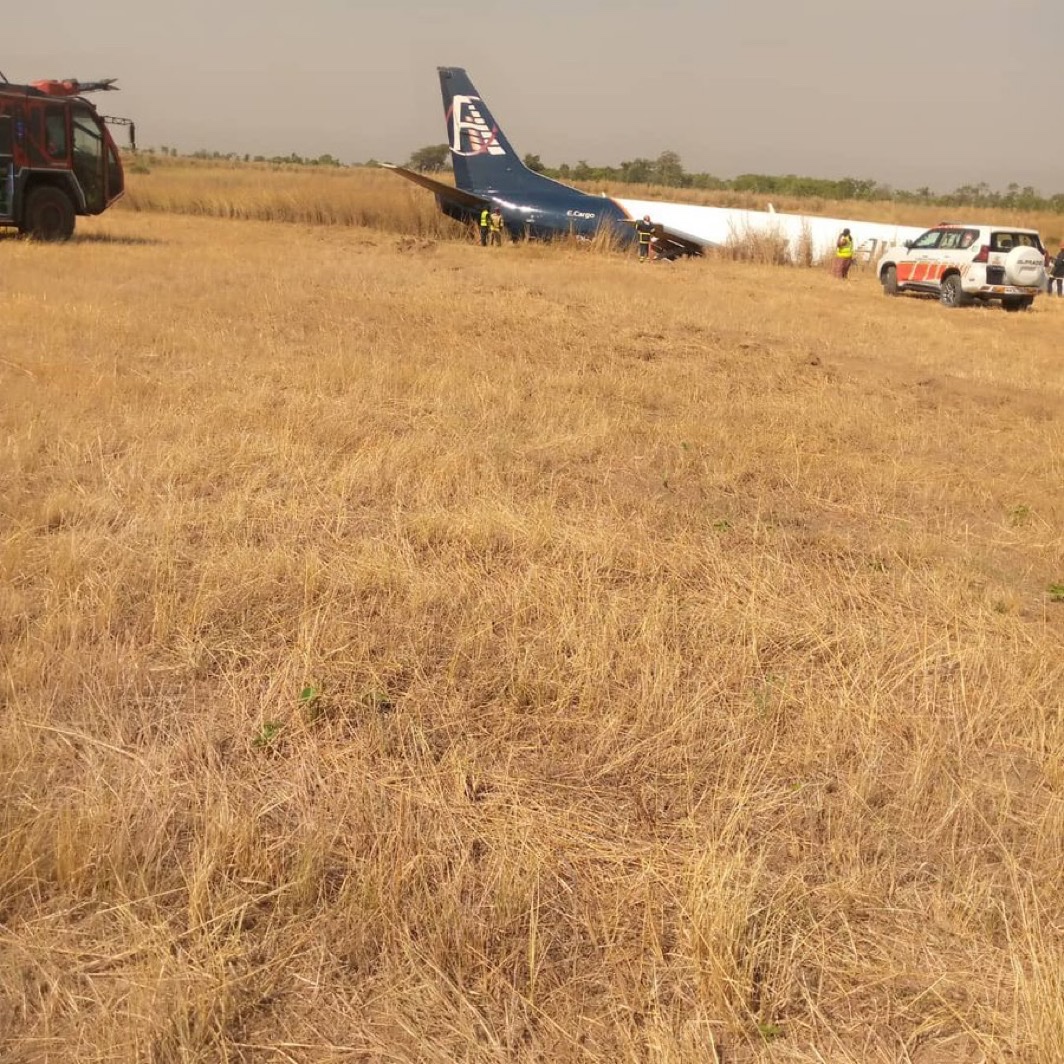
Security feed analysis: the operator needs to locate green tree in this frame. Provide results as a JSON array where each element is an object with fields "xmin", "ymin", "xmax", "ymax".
[
  {"xmin": 523, "ymin": 153, "xmax": 546, "ymax": 173},
  {"xmin": 654, "ymin": 150, "xmax": 685, "ymax": 187},
  {"xmin": 406, "ymin": 144, "xmax": 450, "ymax": 172},
  {"xmin": 619, "ymin": 157, "xmax": 654, "ymax": 184}
]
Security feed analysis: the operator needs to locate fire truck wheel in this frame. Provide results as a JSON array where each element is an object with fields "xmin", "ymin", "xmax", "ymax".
[{"xmin": 21, "ymin": 186, "xmax": 76, "ymax": 241}]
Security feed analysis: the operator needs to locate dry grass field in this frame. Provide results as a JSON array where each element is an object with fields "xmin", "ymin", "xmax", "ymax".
[{"xmin": 2, "ymin": 172, "xmax": 1063, "ymax": 1063}]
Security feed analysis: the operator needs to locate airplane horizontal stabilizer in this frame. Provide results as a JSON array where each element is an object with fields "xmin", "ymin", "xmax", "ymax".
[{"xmin": 382, "ymin": 164, "xmax": 487, "ymax": 210}]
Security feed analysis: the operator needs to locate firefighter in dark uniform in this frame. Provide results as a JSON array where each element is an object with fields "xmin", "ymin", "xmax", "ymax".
[
  {"xmin": 478, "ymin": 206, "xmax": 491, "ymax": 246},
  {"xmin": 635, "ymin": 214, "xmax": 654, "ymax": 262},
  {"xmin": 1048, "ymin": 244, "xmax": 1064, "ymax": 297}
]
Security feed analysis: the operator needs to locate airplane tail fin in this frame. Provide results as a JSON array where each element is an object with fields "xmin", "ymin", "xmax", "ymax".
[{"xmin": 439, "ymin": 67, "xmax": 554, "ymax": 195}]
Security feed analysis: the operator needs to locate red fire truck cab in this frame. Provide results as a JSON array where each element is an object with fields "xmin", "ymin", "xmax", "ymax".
[{"xmin": 0, "ymin": 78, "xmax": 128, "ymax": 240}]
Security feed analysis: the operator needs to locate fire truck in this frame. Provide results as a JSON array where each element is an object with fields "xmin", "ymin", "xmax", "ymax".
[{"xmin": 0, "ymin": 75, "xmax": 133, "ymax": 240}]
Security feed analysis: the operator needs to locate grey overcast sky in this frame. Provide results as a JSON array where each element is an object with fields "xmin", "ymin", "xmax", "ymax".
[{"xmin": 6, "ymin": 1, "xmax": 1063, "ymax": 192}]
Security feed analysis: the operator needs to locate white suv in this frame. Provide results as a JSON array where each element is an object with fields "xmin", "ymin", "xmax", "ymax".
[{"xmin": 877, "ymin": 224, "xmax": 1046, "ymax": 310}]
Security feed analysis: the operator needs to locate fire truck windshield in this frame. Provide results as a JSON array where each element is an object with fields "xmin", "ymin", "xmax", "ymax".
[{"xmin": 71, "ymin": 105, "xmax": 105, "ymax": 212}]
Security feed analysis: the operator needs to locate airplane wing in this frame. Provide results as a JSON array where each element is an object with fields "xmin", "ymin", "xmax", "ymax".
[
  {"xmin": 621, "ymin": 217, "xmax": 709, "ymax": 257},
  {"xmin": 382, "ymin": 164, "xmax": 488, "ymax": 210},
  {"xmin": 649, "ymin": 222, "xmax": 709, "ymax": 257}
]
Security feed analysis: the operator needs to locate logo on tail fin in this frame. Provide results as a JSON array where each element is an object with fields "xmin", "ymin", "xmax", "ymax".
[{"xmin": 447, "ymin": 95, "xmax": 506, "ymax": 157}]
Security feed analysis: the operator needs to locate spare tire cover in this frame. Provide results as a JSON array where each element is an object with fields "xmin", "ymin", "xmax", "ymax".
[{"xmin": 1004, "ymin": 245, "xmax": 1046, "ymax": 287}]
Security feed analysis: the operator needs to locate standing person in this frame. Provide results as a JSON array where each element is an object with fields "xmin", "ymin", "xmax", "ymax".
[
  {"xmin": 489, "ymin": 206, "xmax": 504, "ymax": 246},
  {"xmin": 834, "ymin": 228, "xmax": 855, "ymax": 278},
  {"xmin": 1048, "ymin": 244, "xmax": 1064, "ymax": 297},
  {"xmin": 478, "ymin": 205, "xmax": 490, "ymax": 246},
  {"xmin": 635, "ymin": 215, "xmax": 654, "ymax": 262}
]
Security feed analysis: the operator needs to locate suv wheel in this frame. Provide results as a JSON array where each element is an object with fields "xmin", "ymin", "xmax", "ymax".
[
  {"xmin": 20, "ymin": 186, "xmax": 76, "ymax": 241},
  {"xmin": 940, "ymin": 274, "xmax": 968, "ymax": 308},
  {"xmin": 1002, "ymin": 297, "xmax": 1029, "ymax": 313},
  {"xmin": 882, "ymin": 265, "xmax": 898, "ymax": 295}
]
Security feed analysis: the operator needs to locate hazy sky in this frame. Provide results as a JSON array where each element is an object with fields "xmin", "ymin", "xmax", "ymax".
[{"xmin": 7, "ymin": 1, "xmax": 1063, "ymax": 192}]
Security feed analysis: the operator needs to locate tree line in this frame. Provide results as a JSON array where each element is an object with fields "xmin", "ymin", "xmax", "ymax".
[{"xmin": 404, "ymin": 144, "xmax": 1064, "ymax": 214}]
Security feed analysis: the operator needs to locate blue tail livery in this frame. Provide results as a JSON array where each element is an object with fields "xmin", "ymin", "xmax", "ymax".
[{"xmin": 385, "ymin": 67, "xmax": 660, "ymax": 249}]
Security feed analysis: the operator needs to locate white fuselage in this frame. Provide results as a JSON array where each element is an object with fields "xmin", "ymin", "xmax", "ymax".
[{"xmin": 614, "ymin": 196, "xmax": 927, "ymax": 262}]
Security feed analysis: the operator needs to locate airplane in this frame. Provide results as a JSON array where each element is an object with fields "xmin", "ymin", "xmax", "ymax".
[{"xmin": 386, "ymin": 67, "xmax": 928, "ymax": 262}]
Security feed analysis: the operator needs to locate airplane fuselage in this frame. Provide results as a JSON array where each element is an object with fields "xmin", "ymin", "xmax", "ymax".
[
  {"xmin": 439, "ymin": 182, "xmax": 631, "ymax": 243},
  {"xmin": 391, "ymin": 67, "xmax": 929, "ymax": 262}
]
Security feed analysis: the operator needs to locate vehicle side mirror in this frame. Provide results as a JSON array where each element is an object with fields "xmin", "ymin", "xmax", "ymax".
[{"xmin": 903, "ymin": 240, "xmax": 914, "ymax": 249}]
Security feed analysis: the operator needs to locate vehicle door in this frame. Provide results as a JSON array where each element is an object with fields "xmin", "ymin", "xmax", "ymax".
[
  {"xmin": 985, "ymin": 231, "xmax": 1015, "ymax": 284},
  {"xmin": 0, "ymin": 115, "xmax": 12, "ymax": 220},
  {"xmin": 70, "ymin": 104, "xmax": 105, "ymax": 213},
  {"xmin": 897, "ymin": 228, "xmax": 943, "ymax": 286},
  {"xmin": 988, "ymin": 231, "xmax": 1043, "ymax": 287},
  {"xmin": 929, "ymin": 228, "xmax": 968, "ymax": 283}
]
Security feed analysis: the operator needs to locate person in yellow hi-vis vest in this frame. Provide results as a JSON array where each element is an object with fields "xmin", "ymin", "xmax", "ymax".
[
  {"xmin": 489, "ymin": 206, "xmax": 504, "ymax": 246},
  {"xmin": 635, "ymin": 215, "xmax": 655, "ymax": 262},
  {"xmin": 834, "ymin": 228, "xmax": 854, "ymax": 279},
  {"xmin": 478, "ymin": 206, "xmax": 491, "ymax": 246}
]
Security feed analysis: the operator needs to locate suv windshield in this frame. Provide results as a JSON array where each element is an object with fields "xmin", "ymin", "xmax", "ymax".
[{"xmin": 910, "ymin": 230, "xmax": 942, "ymax": 249}]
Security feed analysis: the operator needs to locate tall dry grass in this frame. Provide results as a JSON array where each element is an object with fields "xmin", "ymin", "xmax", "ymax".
[
  {"xmin": 1, "ymin": 200, "xmax": 1063, "ymax": 1063},
  {"xmin": 119, "ymin": 160, "xmax": 1064, "ymax": 247},
  {"xmin": 121, "ymin": 162, "xmax": 466, "ymax": 238}
]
